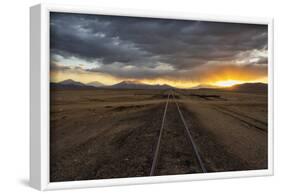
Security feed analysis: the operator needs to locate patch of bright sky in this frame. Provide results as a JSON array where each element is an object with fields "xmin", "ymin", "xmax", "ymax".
[
  {"xmin": 52, "ymin": 54, "xmax": 102, "ymax": 69},
  {"xmin": 235, "ymin": 49, "xmax": 268, "ymax": 66},
  {"xmin": 153, "ymin": 62, "xmax": 175, "ymax": 71}
]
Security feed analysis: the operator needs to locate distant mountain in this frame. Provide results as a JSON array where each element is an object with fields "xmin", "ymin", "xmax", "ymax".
[
  {"xmin": 87, "ymin": 81, "xmax": 106, "ymax": 87},
  {"xmin": 109, "ymin": 80, "xmax": 174, "ymax": 90},
  {"xmin": 51, "ymin": 79, "xmax": 94, "ymax": 89},
  {"xmin": 225, "ymin": 82, "xmax": 268, "ymax": 93},
  {"xmin": 60, "ymin": 79, "xmax": 85, "ymax": 86},
  {"xmin": 190, "ymin": 84, "xmax": 219, "ymax": 89}
]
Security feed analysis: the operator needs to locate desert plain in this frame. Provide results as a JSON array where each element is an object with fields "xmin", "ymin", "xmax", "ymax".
[{"xmin": 50, "ymin": 87, "xmax": 268, "ymax": 182}]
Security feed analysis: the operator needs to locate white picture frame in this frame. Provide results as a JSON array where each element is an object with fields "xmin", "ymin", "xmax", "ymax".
[{"xmin": 30, "ymin": 3, "xmax": 274, "ymax": 191}]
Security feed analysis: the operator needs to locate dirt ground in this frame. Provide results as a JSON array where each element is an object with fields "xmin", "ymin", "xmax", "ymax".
[{"xmin": 50, "ymin": 88, "xmax": 268, "ymax": 182}]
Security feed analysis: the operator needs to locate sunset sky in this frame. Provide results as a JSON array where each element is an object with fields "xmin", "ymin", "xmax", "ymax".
[{"xmin": 50, "ymin": 12, "xmax": 268, "ymax": 88}]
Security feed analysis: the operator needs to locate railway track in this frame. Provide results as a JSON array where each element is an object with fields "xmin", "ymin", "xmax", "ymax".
[
  {"xmin": 149, "ymin": 93, "xmax": 170, "ymax": 176},
  {"xmin": 150, "ymin": 91, "xmax": 207, "ymax": 176}
]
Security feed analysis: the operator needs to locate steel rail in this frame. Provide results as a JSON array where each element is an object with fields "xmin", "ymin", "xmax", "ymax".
[
  {"xmin": 172, "ymin": 92, "xmax": 207, "ymax": 173},
  {"xmin": 149, "ymin": 92, "xmax": 170, "ymax": 176}
]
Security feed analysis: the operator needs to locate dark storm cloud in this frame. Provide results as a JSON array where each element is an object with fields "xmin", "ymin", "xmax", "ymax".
[
  {"xmin": 50, "ymin": 61, "xmax": 70, "ymax": 71},
  {"xmin": 50, "ymin": 13, "xmax": 151, "ymax": 65},
  {"xmin": 50, "ymin": 12, "xmax": 268, "ymax": 79}
]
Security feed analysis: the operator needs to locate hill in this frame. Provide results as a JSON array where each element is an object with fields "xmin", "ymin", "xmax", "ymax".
[
  {"xmin": 51, "ymin": 79, "xmax": 94, "ymax": 89},
  {"xmin": 225, "ymin": 82, "xmax": 268, "ymax": 93}
]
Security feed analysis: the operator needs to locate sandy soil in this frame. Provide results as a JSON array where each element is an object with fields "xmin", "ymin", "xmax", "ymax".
[
  {"xmin": 176, "ymin": 89, "xmax": 268, "ymax": 171},
  {"xmin": 50, "ymin": 88, "xmax": 268, "ymax": 182}
]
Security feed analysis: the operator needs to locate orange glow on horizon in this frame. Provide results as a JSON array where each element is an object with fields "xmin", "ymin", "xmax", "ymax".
[
  {"xmin": 213, "ymin": 80, "xmax": 243, "ymax": 87},
  {"xmin": 50, "ymin": 67, "xmax": 268, "ymax": 89}
]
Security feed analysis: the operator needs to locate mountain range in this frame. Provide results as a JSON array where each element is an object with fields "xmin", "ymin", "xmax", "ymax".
[
  {"xmin": 109, "ymin": 80, "xmax": 173, "ymax": 90},
  {"xmin": 191, "ymin": 82, "xmax": 267, "ymax": 93},
  {"xmin": 51, "ymin": 79, "xmax": 267, "ymax": 93},
  {"xmin": 51, "ymin": 79, "xmax": 174, "ymax": 90}
]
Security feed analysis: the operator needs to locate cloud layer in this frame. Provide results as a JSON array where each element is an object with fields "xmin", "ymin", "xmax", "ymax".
[{"xmin": 50, "ymin": 12, "xmax": 268, "ymax": 84}]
